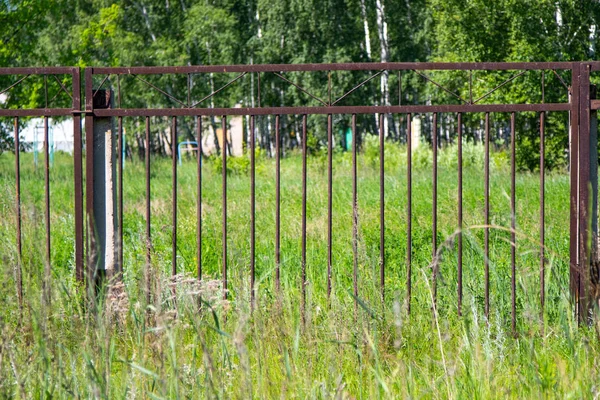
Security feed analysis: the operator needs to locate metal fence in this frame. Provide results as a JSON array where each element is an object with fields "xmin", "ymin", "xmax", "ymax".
[{"xmin": 2, "ymin": 62, "xmax": 599, "ymax": 327}]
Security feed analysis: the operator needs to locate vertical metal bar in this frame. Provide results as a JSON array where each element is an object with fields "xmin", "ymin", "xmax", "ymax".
[
  {"xmin": 275, "ymin": 114, "xmax": 281, "ymax": 292},
  {"xmin": 569, "ymin": 64, "xmax": 580, "ymax": 311},
  {"xmin": 578, "ymin": 64, "xmax": 591, "ymax": 322},
  {"xmin": 117, "ymin": 116, "xmax": 123, "ymax": 276},
  {"xmin": 44, "ymin": 115, "xmax": 51, "ymax": 303},
  {"xmin": 145, "ymin": 117, "xmax": 151, "ymax": 284},
  {"xmin": 73, "ymin": 68, "xmax": 84, "ymax": 284},
  {"xmin": 301, "ymin": 114, "xmax": 308, "ymax": 320},
  {"xmin": 197, "ymin": 116, "xmax": 202, "ymax": 280},
  {"xmin": 457, "ymin": 112, "xmax": 463, "ymax": 316},
  {"xmin": 484, "ymin": 112, "xmax": 490, "ymax": 319},
  {"xmin": 510, "ymin": 112, "xmax": 517, "ymax": 334},
  {"xmin": 172, "ymin": 116, "xmax": 177, "ymax": 276},
  {"xmin": 14, "ymin": 117, "xmax": 22, "ymax": 305},
  {"xmin": 407, "ymin": 113, "xmax": 412, "ymax": 314},
  {"xmin": 222, "ymin": 116, "xmax": 228, "ymax": 300},
  {"xmin": 540, "ymin": 111, "xmax": 545, "ymax": 322},
  {"xmin": 327, "ymin": 113, "xmax": 333, "ymax": 300},
  {"xmin": 379, "ymin": 113, "xmax": 385, "ymax": 301},
  {"xmin": 432, "ymin": 112, "xmax": 438, "ymax": 308},
  {"xmin": 85, "ymin": 68, "xmax": 95, "ymax": 286},
  {"xmin": 352, "ymin": 114, "xmax": 358, "ymax": 314},
  {"xmin": 250, "ymin": 115, "xmax": 256, "ymax": 306}
]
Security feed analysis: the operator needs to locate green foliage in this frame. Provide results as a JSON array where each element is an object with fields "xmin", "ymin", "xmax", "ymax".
[
  {"xmin": 363, "ymin": 134, "xmax": 511, "ymax": 171},
  {"xmin": 2, "ymin": 0, "xmax": 599, "ymax": 170}
]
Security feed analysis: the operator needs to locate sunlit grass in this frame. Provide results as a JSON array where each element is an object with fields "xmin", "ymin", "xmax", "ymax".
[{"xmin": 0, "ymin": 143, "xmax": 597, "ymax": 398}]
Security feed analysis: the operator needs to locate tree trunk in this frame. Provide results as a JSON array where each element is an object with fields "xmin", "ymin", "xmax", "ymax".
[{"xmin": 375, "ymin": 0, "xmax": 393, "ymax": 139}]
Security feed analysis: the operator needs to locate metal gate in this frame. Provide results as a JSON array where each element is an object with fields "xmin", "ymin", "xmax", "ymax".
[{"xmin": 1, "ymin": 62, "xmax": 598, "ymax": 326}]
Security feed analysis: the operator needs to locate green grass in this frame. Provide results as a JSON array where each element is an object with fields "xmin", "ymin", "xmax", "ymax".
[{"xmin": 0, "ymin": 142, "xmax": 598, "ymax": 399}]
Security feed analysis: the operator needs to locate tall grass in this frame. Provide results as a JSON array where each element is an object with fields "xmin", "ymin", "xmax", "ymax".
[{"xmin": 0, "ymin": 142, "xmax": 598, "ymax": 398}]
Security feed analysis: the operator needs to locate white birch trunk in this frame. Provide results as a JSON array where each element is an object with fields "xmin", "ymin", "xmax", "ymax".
[{"xmin": 375, "ymin": 0, "xmax": 390, "ymax": 137}]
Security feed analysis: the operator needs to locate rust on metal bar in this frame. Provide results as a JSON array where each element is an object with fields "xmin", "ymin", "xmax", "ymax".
[
  {"xmin": 379, "ymin": 113, "xmax": 385, "ymax": 301},
  {"xmin": 196, "ymin": 117, "xmax": 203, "ymax": 280},
  {"xmin": 72, "ymin": 68, "xmax": 84, "ymax": 284},
  {"xmin": 92, "ymin": 103, "xmax": 571, "ymax": 118},
  {"xmin": 197, "ymin": 117, "xmax": 203, "ymax": 280},
  {"xmin": 432, "ymin": 112, "xmax": 438, "ymax": 309},
  {"xmin": 484, "ymin": 112, "xmax": 490, "ymax": 319},
  {"xmin": 145, "ymin": 117, "xmax": 152, "ymax": 294},
  {"xmin": 172, "ymin": 116, "xmax": 177, "ymax": 276},
  {"xmin": 250, "ymin": 115, "xmax": 255, "ymax": 306},
  {"xmin": 577, "ymin": 64, "xmax": 592, "ymax": 323},
  {"xmin": 44, "ymin": 116, "xmax": 51, "ymax": 304},
  {"xmin": 117, "ymin": 116, "xmax": 124, "ymax": 277},
  {"xmin": 407, "ymin": 113, "xmax": 412, "ymax": 314},
  {"xmin": 84, "ymin": 68, "xmax": 95, "ymax": 287},
  {"xmin": 222, "ymin": 116, "xmax": 228, "ymax": 300},
  {"xmin": 569, "ymin": 65, "xmax": 580, "ymax": 312},
  {"xmin": 275, "ymin": 114, "xmax": 281, "ymax": 292},
  {"xmin": 352, "ymin": 113, "xmax": 358, "ymax": 314},
  {"xmin": 301, "ymin": 114, "xmax": 307, "ymax": 321},
  {"xmin": 0, "ymin": 109, "xmax": 75, "ymax": 117},
  {"xmin": 457, "ymin": 112, "xmax": 463, "ymax": 316},
  {"xmin": 90, "ymin": 61, "xmax": 582, "ymax": 75},
  {"xmin": 0, "ymin": 67, "xmax": 77, "ymax": 75},
  {"xmin": 511, "ymin": 111, "xmax": 517, "ymax": 334},
  {"xmin": 540, "ymin": 111, "xmax": 546, "ymax": 322},
  {"xmin": 327, "ymin": 113, "xmax": 333, "ymax": 299},
  {"xmin": 14, "ymin": 117, "xmax": 22, "ymax": 305}
]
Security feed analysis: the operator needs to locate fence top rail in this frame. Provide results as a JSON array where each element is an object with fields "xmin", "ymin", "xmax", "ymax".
[
  {"xmin": 0, "ymin": 67, "xmax": 79, "ymax": 75},
  {"xmin": 89, "ymin": 61, "xmax": 600, "ymax": 75},
  {"xmin": 91, "ymin": 103, "xmax": 571, "ymax": 117},
  {"xmin": 1, "ymin": 62, "xmax": 599, "ymax": 76}
]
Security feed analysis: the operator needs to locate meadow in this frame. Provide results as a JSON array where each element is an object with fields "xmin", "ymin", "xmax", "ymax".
[{"xmin": 0, "ymin": 139, "xmax": 598, "ymax": 399}]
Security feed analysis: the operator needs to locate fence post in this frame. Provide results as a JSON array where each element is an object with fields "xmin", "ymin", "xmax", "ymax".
[
  {"xmin": 85, "ymin": 84, "xmax": 117, "ymax": 290},
  {"xmin": 591, "ymin": 84, "xmax": 599, "ymax": 319},
  {"xmin": 586, "ymin": 81, "xmax": 599, "ymax": 320},
  {"xmin": 575, "ymin": 62, "xmax": 598, "ymax": 323}
]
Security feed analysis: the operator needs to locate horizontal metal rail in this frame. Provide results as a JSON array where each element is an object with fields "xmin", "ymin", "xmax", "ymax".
[
  {"xmin": 92, "ymin": 103, "xmax": 571, "ymax": 117},
  {"xmin": 89, "ymin": 61, "xmax": 598, "ymax": 74}
]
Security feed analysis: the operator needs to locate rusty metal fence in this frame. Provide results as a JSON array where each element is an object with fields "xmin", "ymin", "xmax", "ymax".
[{"xmin": 2, "ymin": 62, "xmax": 599, "ymax": 326}]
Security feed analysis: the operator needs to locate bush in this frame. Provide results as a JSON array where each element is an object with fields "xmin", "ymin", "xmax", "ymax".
[{"xmin": 362, "ymin": 134, "xmax": 510, "ymax": 171}]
